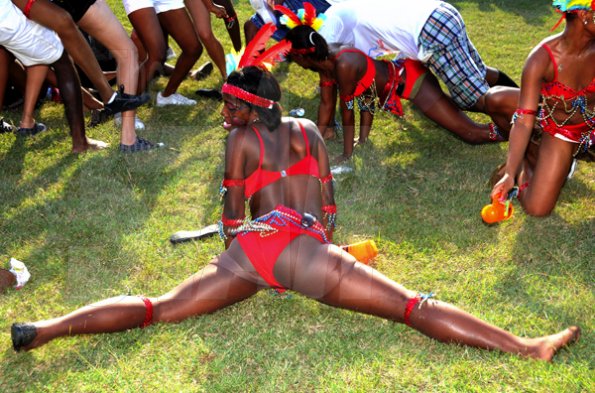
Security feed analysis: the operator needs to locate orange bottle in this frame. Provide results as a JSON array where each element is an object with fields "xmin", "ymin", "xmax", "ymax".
[
  {"xmin": 342, "ymin": 240, "xmax": 378, "ymax": 264},
  {"xmin": 481, "ymin": 195, "xmax": 514, "ymax": 224}
]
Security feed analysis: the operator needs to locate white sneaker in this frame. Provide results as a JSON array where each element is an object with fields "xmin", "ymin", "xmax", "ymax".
[
  {"xmin": 166, "ymin": 47, "xmax": 176, "ymax": 60},
  {"xmin": 114, "ymin": 112, "xmax": 145, "ymax": 131},
  {"xmin": 156, "ymin": 91, "xmax": 197, "ymax": 106},
  {"xmin": 567, "ymin": 159, "xmax": 578, "ymax": 180}
]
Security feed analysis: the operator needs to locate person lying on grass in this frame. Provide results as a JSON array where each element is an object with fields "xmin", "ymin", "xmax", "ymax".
[{"xmin": 11, "ymin": 59, "xmax": 579, "ymax": 361}]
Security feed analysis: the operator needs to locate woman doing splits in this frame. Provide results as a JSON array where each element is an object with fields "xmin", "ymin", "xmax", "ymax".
[
  {"xmin": 11, "ymin": 60, "xmax": 578, "ymax": 361},
  {"xmin": 491, "ymin": 0, "xmax": 595, "ymax": 217}
]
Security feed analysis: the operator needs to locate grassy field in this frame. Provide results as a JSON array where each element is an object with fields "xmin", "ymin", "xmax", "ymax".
[{"xmin": 0, "ymin": 0, "xmax": 593, "ymax": 391}]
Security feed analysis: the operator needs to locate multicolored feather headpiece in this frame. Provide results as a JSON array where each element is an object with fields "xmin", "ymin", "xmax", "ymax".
[
  {"xmin": 552, "ymin": 0, "xmax": 595, "ymax": 12},
  {"xmin": 550, "ymin": 0, "xmax": 595, "ymax": 30},
  {"xmin": 275, "ymin": 2, "xmax": 327, "ymax": 31},
  {"xmin": 222, "ymin": 23, "xmax": 291, "ymax": 108}
]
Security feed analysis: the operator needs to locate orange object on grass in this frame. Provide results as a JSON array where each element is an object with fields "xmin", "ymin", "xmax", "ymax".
[
  {"xmin": 342, "ymin": 240, "xmax": 378, "ymax": 264},
  {"xmin": 481, "ymin": 195, "xmax": 514, "ymax": 224}
]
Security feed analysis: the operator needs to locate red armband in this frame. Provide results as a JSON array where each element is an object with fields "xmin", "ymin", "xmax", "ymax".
[
  {"xmin": 24, "ymin": 0, "xmax": 37, "ymax": 18},
  {"xmin": 320, "ymin": 174, "xmax": 333, "ymax": 184},
  {"xmin": 511, "ymin": 108, "xmax": 538, "ymax": 125},
  {"xmin": 222, "ymin": 179, "xmax": 245, "ymax": 187}
]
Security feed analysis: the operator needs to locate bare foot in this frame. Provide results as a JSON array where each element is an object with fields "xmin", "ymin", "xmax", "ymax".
[
  {"xmin": 355, "ymin": 137, "xmax": 368, "ymax": 146},
  {"xmin": 525, "ymin": 326, "xmax": 580, "ymax": 361},
  {"xmin": 72, "ymin": 138, "xmax": 109, "ymax": 154}
]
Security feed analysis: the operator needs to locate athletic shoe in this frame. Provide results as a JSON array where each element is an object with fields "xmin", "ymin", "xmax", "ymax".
[
  {"xmin": 119, "ymin": 137, "xmax": 164, "ymax": 153},
  {"xmin": 156, "ymin": 91, "xmax": 196, "ymax": 106},
  {"xmin": 16, "ymin": 122, "xmax": 47, "ymax": 137},
  {"xmin": 114, "ymin": 112, "xmax": 145, "ymax": 131},
  {"xmin": 567, "ymin": 159, "xmax": 578, "ymax": 180},
  {"xmin": 0, "ymin": 118, "xmax": 14, "ymax": 133},
  {"xmin": 104, "ymin": 85, "xmax": 150, "ymax": 115}
]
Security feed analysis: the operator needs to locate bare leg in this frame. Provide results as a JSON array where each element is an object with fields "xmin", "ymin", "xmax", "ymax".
[
  {"xmin": 18, "ymin": 260, "xmax": 258, "ymax": 350},
  {"xmin": 214, "ymin": 0, "xmax": 241, "ymax": 52},
  {"xmin": 128, "ymin": 8, "xmax": 166, "ymax": 92},
  {"xmin": 45, "ymin": 68, "xmax": 103, "ymax": 110},
  {"xmin": 19, "ymin": 65, "xmax": 48, "ymax": 129},
  {"xmin": 243, "ymin": 19, "xmax": 258, "ymax": 44},
  {"xmin": 518, "ymin": 133, "xmax": 576, "ymax": 216},
  {"xmin": 484, "ymin": 86, "xmax": 519, "ymax": 135},
  {"xmin": 77, "ymin": 0, "xmax": 139, "ymax": 145},
  {"xmin": 357, "ymin": 110, "xmax": 373, "ymax": 144},
  {"xmin": 12, "ymin": 0, "xmax": 114, "ymax": 103},
  {"xmin": 185, "ymin": 0, "xmax": 227, "ymax": 80},
  {"xmin": 51, "ymin": 51, "xmax": 107, "ymax": 153},
  {"xmin": 274, "ymin": 237, "xmax": 579, "ymax": 361},
  {"xmin": 158, "ymin": 9, "xmax": 202, "ymax": 96},
  {"xmin": 412, "ymin": 73, "xmax": 497, "ymax": 144}
]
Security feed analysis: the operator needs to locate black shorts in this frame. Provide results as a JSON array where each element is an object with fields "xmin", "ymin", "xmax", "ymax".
[{"xmin": 50, "ymin": 0, "xmax": 97, "ymax": 23}]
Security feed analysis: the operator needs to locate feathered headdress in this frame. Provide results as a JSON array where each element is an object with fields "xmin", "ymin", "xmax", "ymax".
[
  {"xmin": 551, "ymin": 0, "xmax": 595, "ymax": 30},
  {"xmin": 275, "ymin": 2, "xmax": 327, "ymax": 31},
  {"xmin": 222, "ymin": 23, "xmax": 291, "ymax": 108},
  {"xmin": 552, "ymin": 0, "xmax": 595, "ymax": 12}
]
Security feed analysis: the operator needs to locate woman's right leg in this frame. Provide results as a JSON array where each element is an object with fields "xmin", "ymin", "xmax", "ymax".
[
  {"xmin": 16, "ymin": 257, "xmax": 259, "ymax": 351},
  {"xmin": 128, "ymin": 7, "xmax": 167, "ymax": 92},
  {"xmin": 185, "ymin": 0, "xmax": 227, "ymax": 80},
  {"xmin": 275, "ymin": 237, "xmax": 579, "ymax": 361}
]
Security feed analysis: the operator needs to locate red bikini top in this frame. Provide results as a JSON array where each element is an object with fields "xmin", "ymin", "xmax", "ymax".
[
  {"xmin": 223, "ymin": 123, "xmax": 323, "ymax": 199},
  {"xmin": 337, "ymin": 48, "xmax": 376, "ymax": 102},
  {"xmin": 541, "ymin": 44, "xmax": 595, "ymax": 99}
]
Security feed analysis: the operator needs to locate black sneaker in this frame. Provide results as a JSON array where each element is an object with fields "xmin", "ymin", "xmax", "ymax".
[
  {"xmin": 88, "ymin": 108, "xmax": 113, "ymax": 128},
  {"xmin": 190, "ymin": 62, "xmax": 213, "ymax": 81},
  {"xmin": 104, "ymin": 85, "xmax": 150, "ymax": 115},
  {"xmin": 16, "ymin": 122, "xmax": 47, "ymax": 136},
  {"xmin": 119, "ymin": 137, "xmax": 164, "ymax": 153},
  {"xmin": 195, "ymin": 88, "xmax": 222, "ymax": 101},
  {"xmin": 0, "ymin": 118, "xmax": 14, "ymax": 133}
]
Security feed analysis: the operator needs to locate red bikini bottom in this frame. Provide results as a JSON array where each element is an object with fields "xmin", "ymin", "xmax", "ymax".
[{"xmin": 236, "ymin": 205, "xmax": 329, "ymax": 293}]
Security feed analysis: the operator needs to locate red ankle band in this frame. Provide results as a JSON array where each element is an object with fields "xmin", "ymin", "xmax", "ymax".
[
  {"xmin": 403, "ymin": 296, "xmax": 420, "ymax": 326},
  {"xmin": 140, "ymin": 297, "xmax": 153, "ymax": 328}
]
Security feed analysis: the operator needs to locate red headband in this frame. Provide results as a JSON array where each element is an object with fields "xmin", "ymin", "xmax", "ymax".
[{"xmin": 221, "ymin": 83, "xmax": 276, "ymax": 109}]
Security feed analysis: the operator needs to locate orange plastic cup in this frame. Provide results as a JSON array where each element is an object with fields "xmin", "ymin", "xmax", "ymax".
[
  {"xmin": 342, "ymin": 240, "xmax": 379, "ymax": 264},
  {"xmin": 481, "ymin": 196, "xmax": 514, "ymax": 224}
]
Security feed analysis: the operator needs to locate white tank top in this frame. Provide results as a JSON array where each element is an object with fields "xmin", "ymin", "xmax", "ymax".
[{"xmin": 319, "ymin": 0, "xmax": 441, "ymax": 59}]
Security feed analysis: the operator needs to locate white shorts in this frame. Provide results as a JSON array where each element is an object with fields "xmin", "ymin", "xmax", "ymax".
[
  {"xmin": 123, "ymin": 0, "xmax": 185, "ymax": 15},
  {"xmin": 0, "ymin": 1, "xmax": 63, "ymax": 67}
]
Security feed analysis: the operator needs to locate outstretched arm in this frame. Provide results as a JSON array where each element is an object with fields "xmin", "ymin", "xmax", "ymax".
[
  {"xmin": 491, "ymin": 47, "xmax": 547, "ymax": 201},
  {"xmin": 317, "ymin": 73, "xmax": 338, "ymax": 139},
  {"xmin": 309, "ymin": 121, "xmax": 336, "ymax": 240}
]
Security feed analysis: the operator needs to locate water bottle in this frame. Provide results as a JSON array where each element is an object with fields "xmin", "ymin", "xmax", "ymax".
[{"xmin": 289, "ymin": 108, "xmax": 305, "ymax": 117}]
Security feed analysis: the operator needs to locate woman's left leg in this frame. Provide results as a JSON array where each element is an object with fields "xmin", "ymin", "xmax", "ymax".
[
  {"xmin": 19, "ymin": 65, "xmax": 48, "ymax": 130},
  {"xmin": 518, "ymin": 133, "xmax": 576, "ymax": 216},
  {"xmin": 15, "ymin": 259, "xmax": 259, "ymax": 351},
  {"xmin": 275, "ymin": 237, "xmax": 579, "ymax": 361}
]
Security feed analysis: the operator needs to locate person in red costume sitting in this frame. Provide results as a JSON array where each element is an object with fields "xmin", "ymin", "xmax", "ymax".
[
  {"xmin": 491, "ymin": 0, "xmax": 595, "ymax": 217},
  {"xmin": 11, "ymin": 27, "xmax": 579, "ymax": 361}
]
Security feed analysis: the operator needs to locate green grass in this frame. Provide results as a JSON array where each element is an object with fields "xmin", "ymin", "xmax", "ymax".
[{"xmin": 1, "ymin": 1, "xmax": 593, "ymax": 391}]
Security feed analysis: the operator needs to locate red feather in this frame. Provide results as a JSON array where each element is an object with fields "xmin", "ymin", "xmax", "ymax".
[
  {"xmin": 254, "ymin": 40, "xmax": 292, "ymax": 68},
  {"xmin": 274, "ymin": 4, "xmax": 302, "ymax": 26},
  {"xmin": 302, "ymin": 2, "xmax": 316, "ymax": 27},
  {"xmin": 239, "ymin": 23, "xmax": 277, "ymax": 68}
]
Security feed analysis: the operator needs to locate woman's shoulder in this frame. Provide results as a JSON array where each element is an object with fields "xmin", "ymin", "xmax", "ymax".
[{"xmin": 282, "ymin": 117, "xmax": 323, "ymax": 141}]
